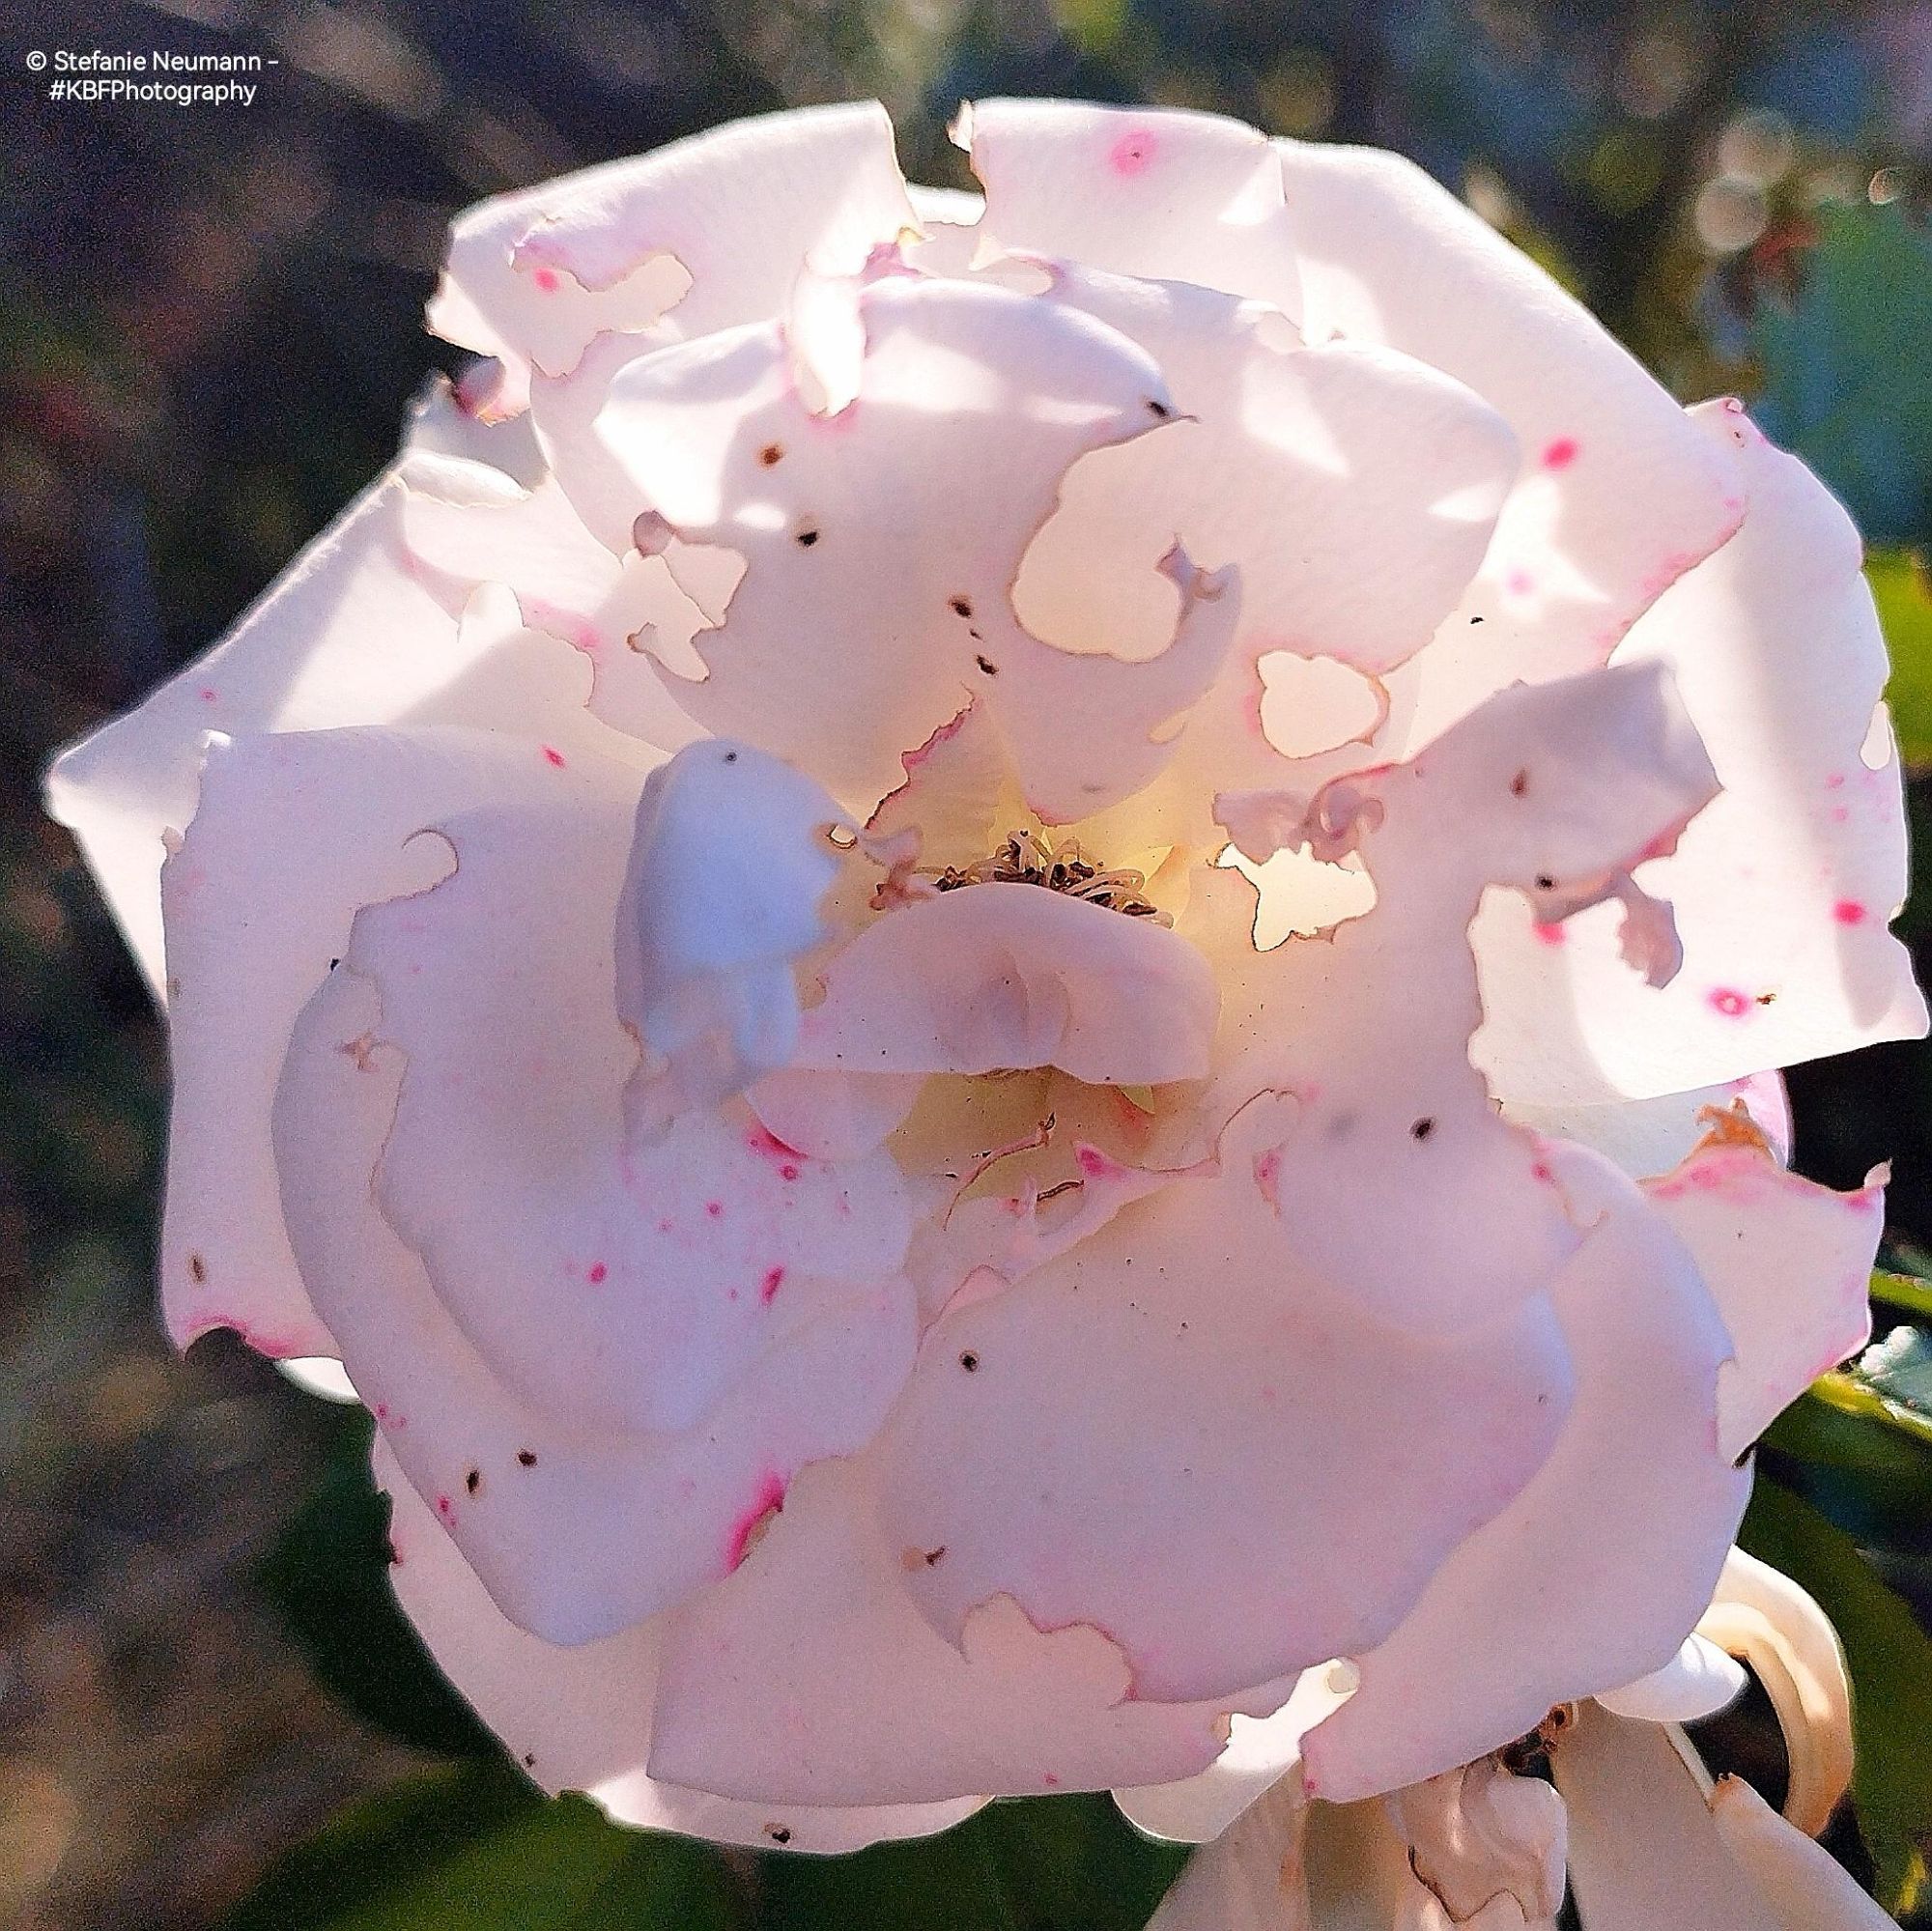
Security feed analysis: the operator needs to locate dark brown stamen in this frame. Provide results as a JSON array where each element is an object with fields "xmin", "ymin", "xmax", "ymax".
[{"xmin": 928, "ymin": 829, "xmax": 1169, "ymax": 923}]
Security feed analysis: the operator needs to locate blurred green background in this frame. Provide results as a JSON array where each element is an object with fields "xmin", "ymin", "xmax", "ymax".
[{"xmin": 6, "ymin": 1, "xmax": 1932, "ymax": 1925}]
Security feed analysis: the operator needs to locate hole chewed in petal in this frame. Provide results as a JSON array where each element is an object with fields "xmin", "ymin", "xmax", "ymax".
[
  {"xmin": 427, "ymin": 102, "xmax": 916, "ymax": 411},
  {"xmin": 590, "ymin": 275, "xmax": 1239, "ymax": 822}
]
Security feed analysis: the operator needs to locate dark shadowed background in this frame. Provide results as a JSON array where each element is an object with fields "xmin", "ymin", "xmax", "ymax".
[{"xmin": 6, "ymin": 2, "xmax": 1932, "ymax": 1925}]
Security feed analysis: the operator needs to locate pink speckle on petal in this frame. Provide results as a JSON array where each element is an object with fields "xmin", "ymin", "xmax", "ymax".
[
  {"xmin": 746, "ymin": 1125, "xmax": 805, "ymax": 1181},
  {"xmin": 1109, "ymin": 129, "xmax": 1156, "ymax": 176},
  {"xmin": 1826, "ymin": 772, "xmax": 1846, "ymax": 790},
  {"xmin": 542, "ymin": 746, "xmax": 566, "ymax": 769},
  {"xmin": 532, "ymin": 267, "xmax": 560, "ymax": 293},
  {"xmin": 761, "ymin": 1265, "xmax": 785, "ymax": 1304},
  {"xmin": 524, "ymin": 601, "xmax": 601, "ymax": 654},
  {"xmin": 1832, "ymin": 805, "xmax": 1850, "ymax": 824},
  {"xmin": 1531, "ymin": 922, "xmax": 1566, "ymax": 947},
  {"xmin": 725, "ymin": 1471, "xmax": 787, "ymax": 1571},
  {"xmin": 1506, "ymin": 568, "xmax": 1536, "ymax": 597},
  {"xmin": 1541, "ymin": 437, "xmax": 1579, "ymax": 470},
  {"xmin": 1531, "ymin": 1160, "xmax": 1554, "ymax": 1185},
  {"xmin": 373, "ymin": 1403, "xmax": 388, "ymax": 1420},
  {"xmin": 706, "ymin": 1200, "xmax": 724, "ymax": 1219},
  {"xmin": 1709, "ymin": 987, "xmax": 1750, "ymax": 1018},
  {"xmin": 586, "ymin": 1261, "xmax": 608, "ymax": 1284},
  {"xmin": 198, "ymin": 687, "xmax": 217, "ymax": 702},
  {"xmin": 1833, "ymin": 900, "xmax": 1868, "ymax": 926},
  {"xmin": 1252, "ymin": 1147, "xmax": 1283, "ymax": 1207}
]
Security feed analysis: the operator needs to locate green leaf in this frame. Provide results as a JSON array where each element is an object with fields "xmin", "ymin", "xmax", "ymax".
[
  {"xmin": 759, "ymin": 1794, "xmax": 1190, "ymax": 1931},
  {"xmin": 1741, "ymin": 1477, "xmax": 1932, "ymax": 1913},
  {"xmin": 1752, "ymin": 203, "xmax": 1932, "ymax": 549},
  {"xmin": 256, "ymin": 1408, "xmax": 496, "ymax": 1758},
  {"xmin": 1804, "ymin": 1367, "xmax": 1932, "ymax": 1455},
  {"xmin": 1869, "ymin": 552, "xmax": 1932, "ymax": 770},
  {"xmin": 223, "ymin": 1761, "xmax": 746, "ymax": 1931},
  {"xmin": 1871, "ymin": 1268, "xmax": 1932, "ymax": 1323},
  {"xmin": 1763, "ymin": 1386, "xmax": 1932, "ymax": 1493}
]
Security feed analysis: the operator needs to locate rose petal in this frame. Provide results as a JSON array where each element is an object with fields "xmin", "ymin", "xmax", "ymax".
[
  {"xmin": 404, "ymin": 371, "xmax": 546, "ymax": 485},
  {"xmin": 1709, "ymin": 1776, "xmax": 1894, "ymax": 1930},
  {"xmin": 1003, "ymin": 263, "xmax": 1516, "ymax": 859},
  {"xmin": 1552, "ymin": 1709, "xmax": 1783, "ymax": 1931},
  {"xmin": 1279, "ymin": 140, "xmax": 1746, "ymax": 747},
  {"xmin": 1116, "ymin": 1666, "xmax": 1354, "ymax": 1845},
  {"xmin": 44, "ymin": 439, "xmax": 606, "ymax": 994},
  {"xmin": 1504, "ymin": 1073, "xmax": 1792, "ymax": 1182},
  {"xmin": 1202, "ymin": 662, "xmax": 1718, "ymax": 1333},
  {"xmin": 273, "ymin": 772, "xmax": 917, "ymax": 1640},
  {"xmin": 337, "ymin": 753, "xmax": 911, "ymax": 1437},
  {"xmin": 277, "ymin": 1357, "xmax": 359, "ymax": 1403},
  {"xmin": 1136, "ymin": 1780, "xmax": 1308, "ymax": 1931},
  {"xmin": 1017, "ymin": 263, "xmax": 1515, "ymax": 681},
  {"xmin": 398, "ymin": 455, "xmax": 709, "ymax": 753},
  {"xmin": 1473, "ymin": 408, "xmax": 1927, "ymax": 1107},
  {"xmin": 1644, "ymin": 1142, "xmax": 1884, "ymax": 1462},
  {"xmin": 428, "ymin": 101, "xmax": 916, "ymax": 411},
  {"xmin": 905, "ymin": 184, "xmax": 985, "ymax": 276},
  {"xmin": 1300, "ymin": 1144, "xmax": 1746, "ymax": 1803},
  {"xmin": 376, "ymin": 1438, "xmax": 979, "ymax": 1853},
  {"xmin": 868, "ymin": 1091, "xmax": 1573, "ymax": 1705},
  {"xmin": 1596, "ymin": 1635, "xmax": 1748, "ymax": 1725},
  {"xmin": 158, "ymin": 722, "xmax": 629, "ymax": 1359},
  {"xmin": 617, "ymin": 739, "xmax": 847, "ymax": 1121},
  {"xmin": 1389, "ymin": 1758, "xmax": 1567, "ymax": 1926},
  {"xmin": 957, "ymin": 99, "xmax": 1300, "ymax": 320},
  {"xmin": 651, "ymin": 1452, "xmax": 1276, "ymax": 1804},
  {"xmin": 790, "ymin": 881, "xmax": 1219, "ymax": 1089},
  {"xmin": 1697, "ymin": 1549, "xmax": 1854, "ymax": 1837},
  {"xmin": 589, "ymin": 274, "xmax": 1237, "ymax": 819}
]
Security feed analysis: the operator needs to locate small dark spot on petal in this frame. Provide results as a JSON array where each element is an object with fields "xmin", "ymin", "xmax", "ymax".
[
  {"xmin": 1410, "ymin": 1117, "xmax": 1435, "ymax": 1141},
  {"xmin": 1756, "ymin": 991, "xmax": 1776, "ymax": 1006},
  {"xmin": 724, "ymin": 750, "xmax": 738, "ymax": 763},
  {"xmin": 188, "ymin": 1252, "xmax": 207, "ymax": 1284},
  {"xmin": 950, "ymin": 595, "xmax": 973, "ymax": 618},
  {"xmin": 523, "ymin": 1752, "xmax": 537, "ymax": 1768},
  {"xmin": 518, "ymin": 1450, "xmax": 537, "ymax": 1466},
  {"xmin": 466, "ymin": 1468, "xmax": 481, "ymax": 1494},
  {"xmin": 1509, "ymin": 770, "xmax": 1528, "ymax": 798},
  {"xmin": 1147, "ymin": 398, "xmax": 1172, "ymax": 418},
  {"xmin": 759, "ymin": 442, "xmax": 784, "ymax": 466},
  {"xmin": 959, "ymin": 1350, "xmax": 980, "ymax": 1372},
  {"xmin": 768, "ymin": 1826, "xmax": 792, "ymax": 1845},
  {"xmin": 328, "ymin": 957, "xmax": 341, "ymax": 971},
  {"xmin": 923, "ymin": 1545, "xmax": 947, "ymax": 1565},
  {"xmin": 1535, "ymin": 874, "xmax": 1554, "ymax": 891},
  {"xmin": 975, "ymin": 655, "xmax": 998, "ymax": 676},
  {"xmin": 795, "ymin": 525, "xmax": 820, "ymax": 548},
  {"xmin": 1469, "ymin": 614, "xmax": 1485, "ymax": 625}
]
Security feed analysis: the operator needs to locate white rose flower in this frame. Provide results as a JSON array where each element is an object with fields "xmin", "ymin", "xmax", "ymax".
[{"xmin": 47, "ymin": 100, "xmax": 1923, "ymax": 1863}]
